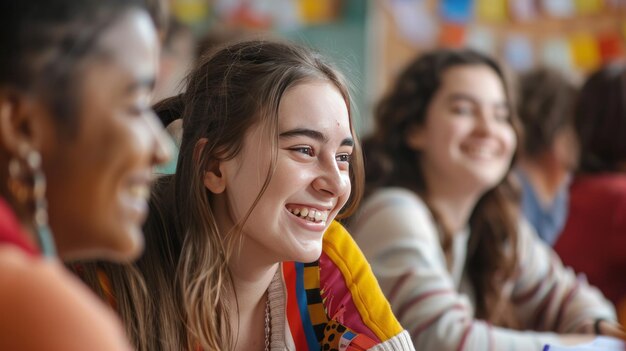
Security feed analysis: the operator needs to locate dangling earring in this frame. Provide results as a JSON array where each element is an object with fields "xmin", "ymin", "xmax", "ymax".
[{"xmin": 7, "ymin": 143, "xmax": 56, "ymax": 257}]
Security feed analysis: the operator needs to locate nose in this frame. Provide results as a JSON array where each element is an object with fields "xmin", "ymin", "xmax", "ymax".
[
  {"xmin": 474, "ymin": 109, "xmax": 497, "ymax": 136},
  {"xmin": 146, "ymin": 112, "xmax": 174, "ymax": 166},
  {"xmin": 312, "ymin": 156, "xmax": 350, "ymax": 198}
]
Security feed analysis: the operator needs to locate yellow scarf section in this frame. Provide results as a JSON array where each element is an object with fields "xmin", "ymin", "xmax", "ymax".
[{"xmin": 322, "ymin": 221, "xmax": 404, "ymax": 341}]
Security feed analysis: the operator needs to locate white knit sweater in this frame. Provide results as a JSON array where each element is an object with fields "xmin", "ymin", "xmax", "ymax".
[{"xmin": 350, "ymin": 188, "xmax": 616, "ymax": 351}]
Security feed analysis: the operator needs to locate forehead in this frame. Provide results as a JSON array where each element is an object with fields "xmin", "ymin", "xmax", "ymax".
[
  {"xmin": 439, "ymin": 65, "xmax": 505, "ymax": 98},
  {"xmin": 94, "ymin": 9, "xmax": 158, "ymax": 80},
  {"xmin": 278, "ymin": 81, "xmax": 351, "ymax": 133}
]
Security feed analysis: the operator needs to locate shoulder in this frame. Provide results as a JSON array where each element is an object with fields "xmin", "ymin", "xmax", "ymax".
[
  {"xmin": 360, "ymin": 187, "xmax": 429, "ymax": 213},
  {"xmin": 0, "ymin": 248, "xmax": 130, "ymax": 350},
  {"xmin": 572, "ymin": 174, "xmax": 626, "ymax": 199},
  {"xmin": 350, "ymin": 187, "xmax": 439, "ymax": 245},
  {"xmin": 570, "ymin": 174, "xmax": 626, "ymax": 226}
]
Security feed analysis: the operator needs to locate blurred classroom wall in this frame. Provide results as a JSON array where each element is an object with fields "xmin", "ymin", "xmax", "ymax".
[{"xmin": 165, "ymin": 0, "xmax": 626, "ymax": 136}]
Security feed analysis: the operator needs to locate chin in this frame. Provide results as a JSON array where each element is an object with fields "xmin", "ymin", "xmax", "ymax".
[
  {"xmin": 113, "ymin": 228, "xmax": 145, "ymax": 262},
  {"xmin": 294, "ymin": 246, "xmax": 323, "ymax": 263}
]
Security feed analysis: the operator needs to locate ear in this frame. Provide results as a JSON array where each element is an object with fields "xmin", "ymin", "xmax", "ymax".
[
  {"xmin": 0, "ymin": 93, "xmax": 37, "ymax": 155},
  {"xmin": 194, "ymin": 138, "xmax": 227, "ymax": 194},
  {"xmin": 405, "ymin": 124, "xmax": 426, "ymax": 151},
  {"xmin": 203, "ymin": 166, "xmax": 226, "ymax": 194}
]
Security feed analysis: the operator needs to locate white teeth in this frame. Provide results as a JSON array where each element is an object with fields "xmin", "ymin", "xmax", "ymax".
[
  {"xmin": 129, "ymin": 185, "xmax": 149, "ymax": 199},
  {"xmin": 465, "ymin": 145, "xmax": 495, "ymax": 158},
  {"xmin": 288, "ymin": 207, "xmax": 329, "ymax": 223}
]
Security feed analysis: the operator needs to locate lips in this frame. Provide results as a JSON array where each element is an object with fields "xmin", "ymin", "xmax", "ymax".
[
  {"xmin": 461, "ymin": 143, "xmax": 502, "ymax": 160},
  {"xmin": 127, "ymin": 183, "xmax": 150, "ymax": 200},
  {"xmin": 120, "ymin": 172, "xmax": 153, "ymax": 222}
]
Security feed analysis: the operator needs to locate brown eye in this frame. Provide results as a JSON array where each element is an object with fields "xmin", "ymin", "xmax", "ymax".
[
  {"xmin": 336, "ymin": 153, "xmax": 352, "ymax": 163},
  {"xmin": 452, "ymin": 104, "xmax": 474, "ymax": 116},
  {"xmin": 292, "ymin": 146, "xmax": 314, "ymax": 157}
]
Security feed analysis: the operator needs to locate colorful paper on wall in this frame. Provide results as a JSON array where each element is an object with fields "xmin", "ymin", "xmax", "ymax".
[
  {"xmin": 269, "ymin": 0, "xmax": 301, "ymax": 30},
  {"xmin": 298, "ymin": 0, "xmax": 338, "ymax": 24},
  {"xmin": 389, "ymin": 0, "xmax": 438, "ymax": 46},
  {"xmin": 541, "ymin": 0, "xmax": 574, "ymax": 18},
  {"xmin": 441, "ymin": 0, "xmax": 473, "ymax": 23},
  {"xmin": 172, "ymin": 0, "xmax": 210, "ymax": 24},
  {"xmin": 598, "ymin": 31, "xmax": 626, "ymax": 62},
  {"xmin": 439, "ymin": 22, "xmax": 466, "ymax": 47},
  {"xmin": 574, "ymin": 0, "xmax": 603, "ymax": 15},
  {"xmin": 509, "ymin": 0, "xmax": 536, "ymax": 21},
  {"xmin": 466, "ymin": 26, "xmax": 495, "ymax": 54},
  {"xmin": 476, "ymin": 0, "xmax": 507, "ymax": 22},
  {"xmin": 541, "ymin": 37, "xmax": 574, "ymax": 70},
  {"xmin": 503, "ymin": 34, "xmax": 534, "ymax": 71},
  {"xmin": 569, "ymin": 32, "xmax": 601, "ymax": 71}
]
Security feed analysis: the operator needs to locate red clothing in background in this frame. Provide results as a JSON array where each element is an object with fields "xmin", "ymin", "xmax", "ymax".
[
  {"xmin": 0, "ymin": 197, "xmax": 38, "ymax": 256},
  {"xmin": 555, "ymin": 174, "xmax": 626, "ymax": 306}
]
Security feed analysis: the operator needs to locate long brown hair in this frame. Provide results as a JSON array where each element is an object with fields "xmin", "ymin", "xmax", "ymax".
[
  {"xmin": 75, "ymin": 40, "xmax": 364, "ymax": 350},
  {"xmin": 362, "ymin": 49, "xmax": 521, "ymax": 324}
]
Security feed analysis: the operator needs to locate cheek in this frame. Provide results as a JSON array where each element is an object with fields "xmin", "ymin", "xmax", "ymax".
[
  {"xmin": 338, "ymin": 173, "xmax": 352, "ymax": 206},
  {"xmin": 502, "ymin": 127, "xmax": 517, "ymax": 156}
]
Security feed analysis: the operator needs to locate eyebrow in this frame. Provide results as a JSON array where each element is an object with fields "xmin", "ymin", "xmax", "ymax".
[
  {"xmin": 447, "ymin": 93, "xmax": 508, "ymax": 108},
  {"xmin": 279, "ymin": 128, "xmax": 354, "ymax": 147},
  {"xmin": 126, "ymin": 76, "xmax": 156, "ymax": 93}
]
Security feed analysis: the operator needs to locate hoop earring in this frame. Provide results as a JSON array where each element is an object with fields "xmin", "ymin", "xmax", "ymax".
[{"xmin": 7, "ymin": 144, "xmax": 56, "ymax": 257}]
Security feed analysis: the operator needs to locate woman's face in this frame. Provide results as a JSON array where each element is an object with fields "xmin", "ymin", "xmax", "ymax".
[
  {"xmin": 40, "ymin": 10, "xmax": 171, "ymax": 261},
  {"xmin": 407, "ymin": 64, "xmax": 516, "ymax": 197},
  {"xmin": 212, "ymin": 81, "xmax": 353, "ymax": 264}
]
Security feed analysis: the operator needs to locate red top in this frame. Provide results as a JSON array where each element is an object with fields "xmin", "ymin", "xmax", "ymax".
[
  {"xmin": 554, "ymin": 174, "xmax": 626, "ymax": 306},
  {"xmin": 0, "ymin": 197, "xmax": 39, "ymax": 256}
]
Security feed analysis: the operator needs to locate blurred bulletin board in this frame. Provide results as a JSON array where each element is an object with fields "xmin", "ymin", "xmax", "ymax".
[
  {"xmin": 170, "ymin": 0, "xmax": 369, "ymax": 135},
  {"xmin": 365, "ymin": 0, "xmax": 626, "ymax": 134}
]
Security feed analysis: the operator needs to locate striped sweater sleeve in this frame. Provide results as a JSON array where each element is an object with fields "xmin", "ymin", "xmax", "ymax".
[{"xmin": 350, "ymin": 188, "xmax": 616, "ymax": 351}]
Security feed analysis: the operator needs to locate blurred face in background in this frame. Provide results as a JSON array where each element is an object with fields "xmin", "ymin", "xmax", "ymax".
[
  {"xmin": 407, "ymin": 64, "xmax": 516, "ymax": 198},
  {"xmin": 42, "ymin": 9, "xmax": 171, "ymax": 261}
]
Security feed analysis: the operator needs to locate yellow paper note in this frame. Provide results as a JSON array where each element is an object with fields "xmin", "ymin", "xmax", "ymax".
[
  {"xmin": 299, "ymin": 0, "xmax": 337, "ymax": 24},
  {"xmin": 476, "ymin": 0, "xmax": 508, "ymax": 22},
  {"xmin": 172, "ymin": 0, "xmax": 209, "ymax": 25},
  {"xmin": 570, "ymin": 33, "xmax": 601, "ymax": 71},
  {"xmin": 574, "ymin": 0, "xmax": 603, "ymax": 15}
]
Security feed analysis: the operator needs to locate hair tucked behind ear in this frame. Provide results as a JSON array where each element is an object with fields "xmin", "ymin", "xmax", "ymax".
[
  {"xmin": 362, "ymin": 49, "xmax": 522, "ymax": 325},
  {"xmin": 75, "ymin": 40, "xmax": 364, "ymax": 350},
  {"xmin": 153, "ymin": 94, "xmax": 184, "ymax": 127}
]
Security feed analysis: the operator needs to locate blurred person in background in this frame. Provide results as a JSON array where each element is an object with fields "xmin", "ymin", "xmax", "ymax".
[
  {"xmin": 554, "ymin": 63, "xmax": 626, "ymax": 325},
  {"xmin": 0, "ymin": 0, "xmax": 171, "ymax": 349},
  {"xmin": 515, "ymin": 68, "xmax": 579, "ymax": 245},
  {"xmin": 350, "ymin": 49, "xmax": 624, "ymax": 350}
]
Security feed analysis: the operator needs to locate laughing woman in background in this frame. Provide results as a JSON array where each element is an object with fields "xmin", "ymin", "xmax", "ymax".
[{"xmin": 350, "ymin": 49, "xmax": 625, "ymax": 350}]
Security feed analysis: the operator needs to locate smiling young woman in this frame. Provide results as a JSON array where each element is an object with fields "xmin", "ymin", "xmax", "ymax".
[
  {"xmin": 349, "ymin": 49, "xmax": 625, "ymax": 350},
  {"xmin": 77, "ymin": 40, "xmax": 415, "ymax": 351},
  {"xmin": 0, "ymin": 0, "xmax": 171, "ymax": 349}
]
